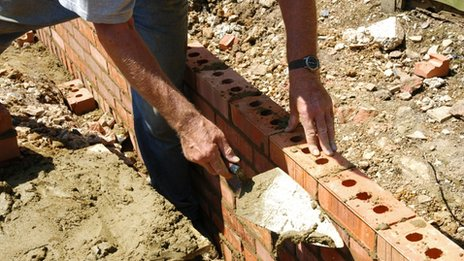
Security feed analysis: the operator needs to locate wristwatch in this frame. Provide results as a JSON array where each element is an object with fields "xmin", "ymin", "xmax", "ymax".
[{"xmin": 288, "ymin": 55, "xmax": 320, "ymax": 71}]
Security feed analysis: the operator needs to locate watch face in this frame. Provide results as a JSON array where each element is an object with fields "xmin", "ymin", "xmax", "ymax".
[{"xmin": 304, "ymin": 56, "xmax": 319, "ymax": 70}]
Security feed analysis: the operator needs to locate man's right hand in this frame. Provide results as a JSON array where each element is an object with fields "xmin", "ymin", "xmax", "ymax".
[{"xmin": 178, "ymin": 115, "xmax": 240, "ymax": 179}]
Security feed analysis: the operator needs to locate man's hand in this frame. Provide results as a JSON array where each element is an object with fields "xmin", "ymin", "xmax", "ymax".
[
  {"xmin": 285, "ymin": 70, "xmax": 336, "ymax": 156},
  {"xmin": 178, "ymin": 115, "xmax": 240, "ymax": 178}
]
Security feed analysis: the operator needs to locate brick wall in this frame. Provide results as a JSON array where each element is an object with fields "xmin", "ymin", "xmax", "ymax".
[{"xmin": 37, "ymin": 20, "xmax": 464, "ymax": 260}]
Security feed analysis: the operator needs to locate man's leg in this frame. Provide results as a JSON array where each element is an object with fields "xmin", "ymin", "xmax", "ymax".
[{"xmin": 131, "ymin": 0, "xmax": 200, "ymax": 220}]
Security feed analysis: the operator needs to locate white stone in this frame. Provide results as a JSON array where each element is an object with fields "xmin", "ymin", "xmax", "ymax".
[
  {"xmin": 366, "ymin": 17, "xmax": 405, "ymax": 50},
  {"xmin": 426, "ymin": 106, "xmax": 452, "ymax": 122},
  {"xmin": 424, "ymin": 77, "xmax": 446, "ymax": 89},
  {"xmin": 409, "ymin": 35, "xmax": 423, "ymax": 42},
  {"xmin": 407, "ymin": 130, "xmax": 427, "ymax": 140},
  {"xmin": 442, "ymin": 39, "xmax": 453, "ymax": 48}
]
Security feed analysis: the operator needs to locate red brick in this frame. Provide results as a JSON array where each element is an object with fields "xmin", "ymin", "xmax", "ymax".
[
  {"xmin": 221, "ymin": 242, "xmax": 234, "ymax": 261},
  {"xmin": 223, "ymin": 225, "xmax": 242, "ymax": 252},
  {"xmin": 90, "ymin": 44, "xmax": 108, "ymax": 72},
  {"xmin": 108, "ymin": 64, "xmax": 130, "ymax": 96},
  {"xmin": 243, "ymin": 247, "xmax": 258, "ymax": 261},
  {"xmin": 185, "ymin": 41, "xmax": 224, "ymax": 89},
  {"xmin": 256, "ymin": 240, "xmax": 275, "ymax": 261},
  {"xmin": 414, "ymin": 53, "xmax": 450, "ymax": 78},
  {"xmin": 240, "ymin": 217, "xmax": 278, "ymax": 253},
  {"xmin": 269, "ymin": 128, "xmax": 354, "ymax": 179},
  {"xmin": 0, "ymin": 104, "xmax": 13, "ymax": 134},
  {"xmin": 349, "ymin": 238, "xmax": 373, "ymax": 261},
  {"xmin": 219, "ymin": 34, "xmax": 237, "ymax": 51},
  {"xmin": 377, "ymin": 217, "xmax": 464, "ymax": 261},
  {"xmin": 216, "ymin": 115, "xmax": 253, "ymax": 162},
  {"xmin": 0, "ymin": 135, "xmax": 20, "ymax": 163},
  {"xmin": 192, "ymin": 92, "xmax": 216, "ymax": 123},
  {"xmin": 318, "ymin": 184, "xmax": 376, "ymax": 251},
  {"xmin": 66, "ymin": 88, "xmax": 97, "ymax": 115},
  {"xmin": 196, "ymin": 68, "xmax": 261, "ymax": 119},
  {"xmin": 51, "ymin": 29, "xmax": 65, "ymax": 51},
  {"xmin": 100, "ymin": 70, "xmax": 121, "ymax": 101},
  {"xmin": 222, "ymin": 205, "xmax": 256, "ymax": 251},
  {"xmin": 231, "ymin": 95, "xmax": 287, "ymax": 155},
  {"xmin": 219, "ymin": 176, "xmax": 237, "ymax": 209},
  {"xmin": 72, "ymin": 26, "xmax": 90, "ymax": 54},
  {"xmin": 252, "ymin": 149, "xmax": 276, "ymax": 174},
  {"xmin": 320, "ymin": 247, "xmax": 346, "ymax": 261}
]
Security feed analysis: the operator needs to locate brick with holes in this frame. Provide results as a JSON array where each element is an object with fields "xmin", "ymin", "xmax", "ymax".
[
  {"xmin": 196, "ymin": 68, "xmax": 261, "ymax": 120},
  {"xmin": 318, "ymin": 169, "xmax": 416, "ymax": 251},
  {"xmin": 377, "ymin": 217, "xmax": 464, "ymax": 261},
  {"xmin": 66, "ymin": 88, "xmax": 97, "ymax": 115},
  {"xmin": 185, "ymin": 41, "xmax": 225, "ymax": 89},
  {"xmin": 231, "ymin": 95, "xmax": 288, "ymax": 155}
]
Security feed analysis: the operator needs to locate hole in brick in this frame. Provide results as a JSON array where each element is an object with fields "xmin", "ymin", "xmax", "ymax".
[
  {"xmin": 75, "ymin": 94, "xmax": 83, "ymax": 98},
  {"xmin": 290, "ymin": 136, "xmax": 303, "ymax": 143},
  {"xmin": 230, "ymin": 86, "xmax": 242, "ymax": 92},
  {"xmin": 373, "ymin": 205, "xmax": 389, "ymax": 214},
  {"xmin": 197, "ymin": 59, "xmax": 208, "ymax": 65},
  {"xmin": 249, "ymin": 100, "xmax": 262, "ymax": 107},
  {"xmin": 270, "ymin": 119, "xmax": 280, "ymax": 125},
  {"xmin": 425, "ymin": 248, "xmax": 443, "ymax": 259},
  {"xmin": 213, "ymin": 71, "xmax": 224, "ymax": 77},
  {"xmin": 342, "ymin": 179, "xmax": 357, "ymax": 187},
  {"xmin": 222, "ymin": 78, "xmax": 234, "ymax": 84},
  {"xmin": 301, "ymin": 148, "xmax": 310, "ymax": 154},
  {"xmin": 315, "ymin": 158, "xmax": 329, "ymax": 165},
  {"xmin": 356, "ymin": 192, "xmax": 372, "ymax": 200},
  {"xmin": 405, "ymin": 232, "xmax": 423, "ymax": 242},
  {"xmin": 71, "ymin": 88, "xmax": 79, "ymax": 92},
  {"xmin": 188, "ymin": 52, "xmax": 200, "ymax": 57},
  {"xmin": 260, "ymin": 109, "xmax": 273, "ymax": 116}
]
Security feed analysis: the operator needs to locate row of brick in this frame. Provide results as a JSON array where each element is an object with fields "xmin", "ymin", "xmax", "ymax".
[
  {"xmin": 35, "ymin": 19, "xmax": 464, "ymax": 260},
  {"xmin": 185, "ymin": 41, "xmax": 464, "ymax": 260},
  {"xmin": 0, "ymin": 104, "xmax": 20, "ymax": 164}
]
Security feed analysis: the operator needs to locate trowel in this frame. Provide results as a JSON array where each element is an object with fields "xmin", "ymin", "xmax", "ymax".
[{"xmin": 227, "ymin": 164, "xmax": 344, "ymax": 248}]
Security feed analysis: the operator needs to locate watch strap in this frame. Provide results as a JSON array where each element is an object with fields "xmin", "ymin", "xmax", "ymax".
[{"xmin": 288, "ymin": 55, "xmax": 320, "ymax": 71}]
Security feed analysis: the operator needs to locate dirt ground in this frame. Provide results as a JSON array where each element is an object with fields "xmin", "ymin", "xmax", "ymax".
[
  {"xmin": 0, "ymin": 44, "xmax": 212, "ymax": 260},
  {"xmin": 0, "ymin": 1, "xmax": 463, "ymax": 260}
]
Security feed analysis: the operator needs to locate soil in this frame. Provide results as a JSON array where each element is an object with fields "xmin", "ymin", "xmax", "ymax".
[
  {"xmin": 0, "ymin": 1, "xmax": 463, "ymax": 260},
  {"xmin": 0, "ymin": 45, "xmax": 213, "ymax": 260}
]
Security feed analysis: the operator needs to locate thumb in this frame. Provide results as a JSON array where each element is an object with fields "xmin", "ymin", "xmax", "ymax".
[
  {"xmin": 285, "ymin": 112, "xmax": 299, "ymax": 132},
  {"xmin": 218, "ymin": 138, "xmax": 240, "ymax": 163}
]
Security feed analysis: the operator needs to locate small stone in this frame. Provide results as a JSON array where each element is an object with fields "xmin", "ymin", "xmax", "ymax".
[
  {"xmin": 362, "ymin": 150, "xmax": 375, "ymax": 160},
  {"xmin": 417, "ymin": 195, "xmax": 432, "ymax": 204},
  {"xmin": 426, "ymin": 106, "xmax": 452, "ymax": 122},
  {"xmin": 424, "ymin": 77, "xmax": 446, "ymax": 89},
  {"xmin": 388, "ymin": 50, "xmax": 402, "ymax": 59},
  {"xmin": 384, "ymin": 68, "xmax": 394, "ymax": 77},
  {"xmin": 374, "ymin": 89, "xmax": 392, "ymax": 100},
  {"xmin": 406, "ymin": 131, "xmax": 427, "ymax": 140},
  {"xmin": 398, "ymin": 92, "xmax": 412, "ymax": 100},
  {"xmin": 409, "ymin": 35, "xmax": 423, "ymax": 42},
  {"xmin": 334, "ymin": 43, "xmax": 345, "ymax": 51},
  {"xmin": 450, "ymin": 99, "xmax": 464, "ymax": 119},
  {"xmin": 441, "ymin": 129, "xmax": 451, "ymax": 135},
  {"xmin": 320, "ymin": 9, "xmax": 330, "ymax": 18},
  {"xmin": 427, "ymin": 45, "xmax": 439, "ymax": 55},
  {"xmin": 442, "ymin": 39, "xmax": 453, "ymax": 48}
]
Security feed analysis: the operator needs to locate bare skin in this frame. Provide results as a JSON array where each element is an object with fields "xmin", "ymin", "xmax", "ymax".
[
  {"xmin": 278, "ymin": 0, "xmax": 337, "ymax": 156},
  {"xmin": 94, "ymin": 20, "xmax": 238, "ymax": 178}
]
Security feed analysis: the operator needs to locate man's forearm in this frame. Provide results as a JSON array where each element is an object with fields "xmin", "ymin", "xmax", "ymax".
[
  {"xmin": 277, "ymin": 0, "xmax": 318, "ymax": 61},
  {"xmin": 93, "ymin": 21, "xmax": 198, "ymax": 134}
]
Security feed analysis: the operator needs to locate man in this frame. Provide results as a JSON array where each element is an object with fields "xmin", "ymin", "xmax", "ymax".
[{"xmin": 0, "ymin": 0, "xmax": 336, "ymax": 225}]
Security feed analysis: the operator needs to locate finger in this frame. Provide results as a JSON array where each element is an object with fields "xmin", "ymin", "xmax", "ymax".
[
  {"xmin": 302, "ymin": 119, "xmax": 320, "ymax": 156},
  {"xmin": 315, "ymin": 114, "xmax": 333, "ymax": 156},
  {"xmin": 285, "ymin": 112, "xmax": 299, "ymax": 132},
  {"xmin": 210, "ymin": 149, "xmax": 232, "ymax": 179},
  {"xmin": 326, "ymin": 112, "xmax": 337, "ymax": 152},
  {"xmin": 218, "ymin": 137, "xmax": 240, "ymax": 163}
]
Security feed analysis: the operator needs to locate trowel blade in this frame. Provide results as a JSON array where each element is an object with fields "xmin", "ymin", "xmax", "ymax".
[{"xmin": 234, "ymin": 167, "xmax": 344, "ymax": 248}]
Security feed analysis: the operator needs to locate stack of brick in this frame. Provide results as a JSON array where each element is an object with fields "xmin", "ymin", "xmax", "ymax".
[
  {"xmin": 36, "ymin": 19, "xmax": 464, "ymax": 260},
  {"xmin": 0, "ymin": 104, "xmax": 20, "ymax": 164}
]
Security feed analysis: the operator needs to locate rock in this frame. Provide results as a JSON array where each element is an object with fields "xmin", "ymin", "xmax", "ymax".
[
  {"xmin": 398, "ymin": 156, "xmax": 431, "ymax": 181},
  {"xmin": 407, "ymin": 130, "xmax": 427, "ymax": 140},
  {"xmin": 249, "ymin": 63, "xmax": 267, "ymax": 76},
  {"xmin": 442, "ymin": 39, "xmax": 453, "ymax": 48},
  {"xmin": 0, "ymin": 192, "xmax": 13, "ymax": 217},
  {"xmin": 358, "ymin": 82, "xmax": 376, "ymax": 91},
  {"xmin": 398, "ymin": 92, "xmax": 412, "ymax": 100},
  {"xmin": 353, "ymin": 107, "xmax": 377, "ymax": 123},
  {"xmin": 374, "ymin": 89, "xmax": 392, "ymax": 100},
  {"xmin": 427, "ymin": 45, "xmax": 440, "ymax": 55},
  {"xmin": 417, "ymin": 194, "xmax": 432, "ymax": 204},
  {"xmin": 424, "ymin": 77, "xmax": 446, "ymax": 89},
  {"xmin": 426, "ymin": 106, "xmax": 452, "ymax": 122},
  {"xmin": 92, "ymin": 242, "xmax": 117, "ymax": 258},
  {"xmin": 409, "ymin": 35, "xmax": 423, "ymax": 42},
  {"xmin": 450, "ymin": 99, "xmax": 464, "ymax": 119},
  {"xmin": 384, "ymin": 68, "xmax": 394, "ymax": 77},
  {"xmin": 334, "ymin": 43, "xmax": 345, "ymax": 51},
  {"xmin": 259, "ymin": 0, "xmax": 274, "ymax": 8},
  {"xmin": 400, "ymin": 75, "xmax": 423, "ymax": 94},
  {"xmin": 362, "ymin": 149, "xmax": 375, "ymax": 160},
  {"xmin": 366, "ymin": 17, "xmax": 405, "ymax": 51},
  {"xmin": 342, "ymin": 27, "xmax": 372, "ymax": 48},
  {"xmin": 320, "ymin": 9, "xmax": 330, "ymax": 18},
  {"xmin": 388, "ymin": 50, "xmax": 402, "ymax": 59}
]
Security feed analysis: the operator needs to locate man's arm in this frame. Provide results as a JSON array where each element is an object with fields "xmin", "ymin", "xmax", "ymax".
[
  {"xmin": 278, "ymin": 0, "xmax": 337, "ymax": 156},
  {"xmin": 93, "ymin": 20, "xmax": 238, "ymax": 177}
]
